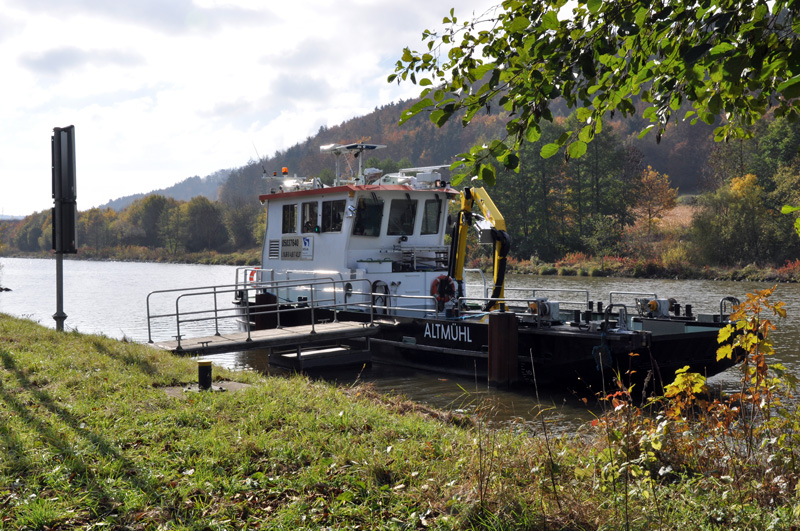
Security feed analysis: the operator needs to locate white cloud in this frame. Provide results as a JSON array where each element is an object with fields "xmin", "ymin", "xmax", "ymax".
[{"xmin": 0, "ymin": 0, "xmax": 497, "ymax": 217}]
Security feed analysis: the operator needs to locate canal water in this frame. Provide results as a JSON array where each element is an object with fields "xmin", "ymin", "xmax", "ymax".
[{"xmin": 2, "ymin": 257, "xmax": 799, "ymax": 427}]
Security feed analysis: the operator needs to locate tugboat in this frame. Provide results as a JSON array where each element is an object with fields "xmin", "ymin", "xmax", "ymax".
[{"xmin": 234, "ymin": 142, "xmax": 740, "ymax": 393}]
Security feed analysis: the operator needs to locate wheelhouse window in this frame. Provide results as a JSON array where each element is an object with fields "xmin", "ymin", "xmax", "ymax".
[
  {"xmin": 421, "ymin": 197, "xmax": 442, "ymax": 235},
  {"xmin": 282, "ymin": 204, "xmax": 297, "ymax": 234},
  {"xmin": 387, "ymin": 198, "xmax": 418, "ymax": 236},
  {"xmin": 321, "ymin": 200, "xmax": 345, "ymax": 233},
  {"xmin": 301, "ymin": 201, "xmax": 318, "ymax": 233},
  {"xmin": 352, "ymin": 196, "xmax": 383, "ymax": 237}
]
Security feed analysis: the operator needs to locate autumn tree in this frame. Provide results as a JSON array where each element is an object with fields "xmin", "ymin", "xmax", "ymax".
[
  {"xmin": 122, "ymin": 195, "xmax": 171, "ymax": 248},
  {"xmin": 79, "ymin": 207, "xmax": 118, "ymax": 250},
  {"xmin": 158, "ymin": 199, "xmax": 186, "ymax": 255},
  {"xmin": 184, "ymin": 196, "xmax": 229, "ymax": 252},
  {"xmin": 219, "ymin": 167, "xmax": 263, "ymax": 248},
  {"xmin": 636, "ymin": 166, "xmax": 678, "ymax": 235}
]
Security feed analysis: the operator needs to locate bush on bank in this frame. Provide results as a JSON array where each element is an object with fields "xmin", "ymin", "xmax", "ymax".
[{"xmin": 2, "ymin": 287, "xmax": 799, "ymax": 530}]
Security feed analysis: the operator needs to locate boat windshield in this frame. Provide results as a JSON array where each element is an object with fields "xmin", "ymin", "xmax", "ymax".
[
  {"xmin": 352, "ymin": 196, "xmax": 383, "ymax": 237},
  {"xmin": 421, "ymin": 197, "xmax": 442, "ymax": 235},
  {"xmin": 321, "ymin": 200, "xmax": 345, "ymax": 232},
  {"xmin": 387, "ymin": 198, "xmax": 417, "ymax": 235}
]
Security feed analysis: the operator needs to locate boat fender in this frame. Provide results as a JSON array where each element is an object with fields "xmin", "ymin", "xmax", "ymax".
[
  {"xmin": 430, "ymin": 275, "xmax": 456, "ymax": 304},
  {"xmin": 249, "ymin": 268, "xmax": 260, "ymax": 283}
]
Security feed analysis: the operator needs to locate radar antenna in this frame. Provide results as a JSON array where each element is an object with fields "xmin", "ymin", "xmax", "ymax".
[{"xmin": 252, "ymin": 142, "xmax": 268, "ymax": 177}]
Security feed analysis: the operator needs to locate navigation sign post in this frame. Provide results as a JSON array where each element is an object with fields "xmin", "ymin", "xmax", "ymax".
[{"xmin": 52, "ymin": 125, "xmax": 77, "ymax": 331}]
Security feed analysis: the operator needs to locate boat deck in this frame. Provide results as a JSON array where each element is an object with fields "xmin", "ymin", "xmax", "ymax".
[{"xmin": 151, "ymin": 321, "xmax": 381, "ymax": 356}]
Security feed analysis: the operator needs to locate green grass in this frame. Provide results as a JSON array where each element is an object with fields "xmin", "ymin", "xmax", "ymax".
[{"xmin": 1, "ymin": 313, "xmax": 798, "ymax": 529}]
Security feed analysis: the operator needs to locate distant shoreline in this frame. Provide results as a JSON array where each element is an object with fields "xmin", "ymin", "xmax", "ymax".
[{"xmin": 3, "ymin": 248, "xmax": 798, "ymax": 283}]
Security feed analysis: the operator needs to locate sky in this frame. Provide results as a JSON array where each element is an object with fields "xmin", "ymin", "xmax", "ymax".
[{"xmin": 0, "ymin": 0, "xmax": 496, "ymax": 217}]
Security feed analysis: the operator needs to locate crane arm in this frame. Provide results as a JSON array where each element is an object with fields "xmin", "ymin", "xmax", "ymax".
[{"xmin": 448, "ymin": 186, "xmax": 510, "ymax": 312}]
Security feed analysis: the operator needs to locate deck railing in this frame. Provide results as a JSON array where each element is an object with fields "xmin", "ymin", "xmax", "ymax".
[{"xmin": 146, "ymin": 275, "xmax": 443, "ymax": 349}]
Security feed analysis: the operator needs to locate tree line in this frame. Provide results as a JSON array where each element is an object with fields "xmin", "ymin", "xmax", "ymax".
[
  {"xmin": 4, "ymin": 177, "xmax": 263, "ymax": 256},
  {"xmin": 2, "ymin": 112, "xmax": 799, "ymax": 268}
]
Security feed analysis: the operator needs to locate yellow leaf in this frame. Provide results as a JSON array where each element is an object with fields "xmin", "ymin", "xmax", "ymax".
[
  {"xmin": 717, "ymin": 325, "xmax": 733, "ymax": 343},
  {"xmin": 717, "ymin": 344, "xmax": 733, "ymax": 361}
]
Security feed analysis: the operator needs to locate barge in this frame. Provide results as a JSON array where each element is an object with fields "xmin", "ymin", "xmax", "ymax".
[{"xmin": 232, "ymin": 142, "xmax": 740, "ymax": 393}]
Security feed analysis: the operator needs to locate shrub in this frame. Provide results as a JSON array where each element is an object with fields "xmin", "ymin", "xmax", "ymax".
[
  {"xmin": 777, "ymin": 259, "xmax": 800, "ymax": 282},
  {"xmin": 588, "ymin": 267, "xmax": 605, "ymax": 277}
]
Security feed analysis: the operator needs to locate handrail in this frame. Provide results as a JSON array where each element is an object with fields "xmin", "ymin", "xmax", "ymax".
[
  {"xmin": 504, "ymin": 287, "xmax": 590, "ymax": 310},
  {"xmin": 151, "ymin": 276, "xmax": 441, "ymax": 345},
  {"xmin": 719, "ymin": 296, "xmax": 740, "ymax": 321},
  {"xmin": 147, "ymin": 270, "xmax": 460, "ymax": 346},
  {"xmin": 609, "ymin": 291, "xmax": 657, "ymax": 309},
  {"xmin": 463, "ymin": 268, "xmax": 488, "ymax": 298}
]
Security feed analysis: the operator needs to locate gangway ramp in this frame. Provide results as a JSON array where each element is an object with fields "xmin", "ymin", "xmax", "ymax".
[{"xmin": 151, "ymin": 321, "xmax": 382, "ymax": 369}]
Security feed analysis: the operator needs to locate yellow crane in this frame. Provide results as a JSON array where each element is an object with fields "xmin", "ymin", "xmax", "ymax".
[{"xmin": 447, "ymin": 186, "xmax": 511, "ymax": 312}]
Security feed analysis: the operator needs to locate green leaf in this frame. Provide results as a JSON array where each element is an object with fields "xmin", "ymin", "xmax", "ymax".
[
  {"xmin": 430, "ymin": 109, "xmax": 451, "ymax": 127},
  {"xmin": 542, "ymin": 11, "xmax": 559, "ymax": 31},
  {"xmin": 682, "ymin": 43, "xmax": 712, "ymax": 65},
  {"xmin": 708, "ymin": 94, "xmax": 722, "ymax": 115},
  {"xmin": 480, "ymin": 164, "xmax": 496, "ymax": 185},
  {"xmin": 577, "ymin": 107, "xmax": 593, "ymax": 122},
  {"xmin": 419, "ymin": 78, "xmax": 432, "ymax": 87},
  {"xmin": 777, "ymin": 75, "xmax": 800, "ymax": 100},
  {"xmin": 637, "ymin": 124, "xmax": 655, "ymax": 139},
  {"xmin": 399, "ymin": 98, "xmax": 433, "ymax": 125},
  {"xmin": 587, "ymin": 0, "xmax": 602, "ymax": 14},
  {"xmin": 781, "ymin": 205, "xmax": 800, "ymax": 214},
  {"xmin": 578, "ymin": 124, "xmax": 593, "ymax": 142},
  {"xmin": 567, "ymin": 141, "xmax": 587, "ymax": 159},
  {"xmin": 507, "ymin": 15, "xmax": 530, "ymax": 33},
  {"xmin": 710, "ymin": 42, "xmax": 735, "ymax": 58},
  {"xmin": 525, "ymin": 124, "xmax": 542, "ymax": 143},
  {"xmin": 469, "ymin": 63, "xmax": 495, "ymax": 82},
  {"xmin": 540, "ymin": 143, "xmax": 560, "ymax": 158},
  {"xmin": 502, "ymin": 153, "xmax": 520, "ymax": 171}
]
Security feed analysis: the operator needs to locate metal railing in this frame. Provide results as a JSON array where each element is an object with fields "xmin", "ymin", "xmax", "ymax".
[
  {"xmin": 609, "ymin": 291, "xmax": 658, "ymax": 311},
  {"xmin": 146, "ymin": 275, "xmax": 446, "ymax": 349},
  {"xmin": 504, "ymin": 287, "xmax": 591, "ymax": 311},
  {"xmin": 463, "ymin": 268, "xmax": 489, "ymax": 298}
]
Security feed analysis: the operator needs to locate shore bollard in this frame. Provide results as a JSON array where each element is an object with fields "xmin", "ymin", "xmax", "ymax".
[{"xmin": 198, "ymin": 360, "xmax": 212, "ymax": 390}]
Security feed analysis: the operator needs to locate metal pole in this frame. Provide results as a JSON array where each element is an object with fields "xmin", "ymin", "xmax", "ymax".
[
  {"xmin": 213, "ymin": 286, "xmax": 220, "ymax": 336},
  {"xmin": 53, "ymin": 252, "xmax": 67, "ymax": 331}
]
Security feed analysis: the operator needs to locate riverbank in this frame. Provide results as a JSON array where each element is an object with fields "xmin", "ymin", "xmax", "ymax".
[
  {"xmin": 3, "ymin": 246, "xmax": 800, "ymax": 283},
  {"xmin": 1, "ymin": 312, "xmax": 797, "ymax": 529},
  {"xmin": 497, "ymin": 253, "xmax": 800, "ymax": 283}
]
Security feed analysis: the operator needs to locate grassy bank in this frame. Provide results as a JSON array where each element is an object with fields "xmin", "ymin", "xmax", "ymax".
[{"xmin": 1, "ymin": 306, "xmax": 799, "ymax": 529}]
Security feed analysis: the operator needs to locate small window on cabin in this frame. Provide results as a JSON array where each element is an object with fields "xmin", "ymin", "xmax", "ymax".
[
  {"xmin": 352, "ymin": 196, "xmax": 384, "ymax": 237},
  {"xmin": 282, "ymin": 204, "xmax": 297, "ymax": 234},
  {"xmin": 421, "ymin": 197, "xmax": 442, "ymax": 235},
  {"xmin": 387, "ymin": 198, "xmax": 418, "ymax": 236},
  {"xmin": 301, "ymin": 201, "xmax": 318, "ymax": 233},
  {"xmin": 321, "ymin": 200, "xmax": 345, "ymax": 232}
]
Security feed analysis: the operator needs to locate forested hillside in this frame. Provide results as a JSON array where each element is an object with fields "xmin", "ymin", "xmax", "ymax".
[
  {"xmin": 99, "ymin": 169, "xmax": 232, "ymax": 212},
  {"xmin": 1, "ymin": 100, "xmax": 799, "ymax": 276}
]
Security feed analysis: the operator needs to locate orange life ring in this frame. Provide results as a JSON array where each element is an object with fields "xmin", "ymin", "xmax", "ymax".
[
  {"xmin": 248, "ymin": 268, "xmax": 260, "ymax": 282},
  {"xmin": 430, "ymin": 275, "xmax": 456, "ymax": 303}
]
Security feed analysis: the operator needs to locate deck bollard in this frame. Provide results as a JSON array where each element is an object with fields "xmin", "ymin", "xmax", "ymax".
[
  {"xmin": 198, "ymin": 360, "xmax": 212, "ymax": 390},
  {"xmin": 488, "ymin": 311, "xmax": 518, "ymax": 387}
]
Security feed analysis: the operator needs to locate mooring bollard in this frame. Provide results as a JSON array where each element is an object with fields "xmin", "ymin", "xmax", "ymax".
[
  {"xmin": 198, "ymin": 360, "xmax": 212, "ymax": 390},
  {"xmin": 488, "ymin": 311, "xmax": 518, "ymax": 387}
]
